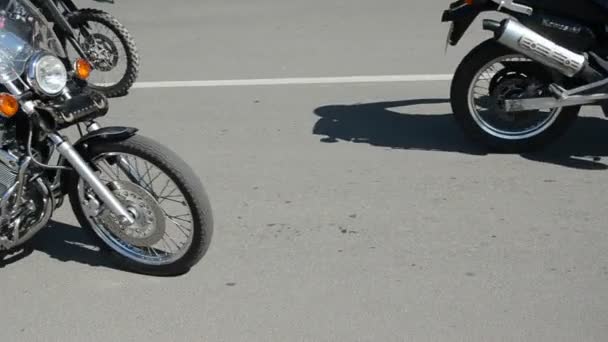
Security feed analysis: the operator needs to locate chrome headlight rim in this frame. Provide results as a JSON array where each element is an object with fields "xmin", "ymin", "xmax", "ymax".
[{"xmin": 26, "ymin": 52, "xmax": 67, "ymax": 96}]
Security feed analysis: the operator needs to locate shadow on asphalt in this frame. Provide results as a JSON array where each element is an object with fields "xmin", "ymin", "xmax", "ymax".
[
  {"xmin": 312, "ymin": 98, "xmax": 608, "ymax": 170},
  {"xmin": 0, "ymin": 221, "xmax": 119, "ymax": 270}
]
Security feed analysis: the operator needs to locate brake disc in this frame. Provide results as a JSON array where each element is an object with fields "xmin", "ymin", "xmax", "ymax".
[
  {"xmin": 96, "ymin": 181, "xmax": 166, "ymax": 247},
  {"xmin": 84, "ymin": 33, "xmax": 119, "ymax": 71}
]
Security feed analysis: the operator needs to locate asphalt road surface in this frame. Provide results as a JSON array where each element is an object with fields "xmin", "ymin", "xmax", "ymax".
[{"xmin": 1, "ymin": 1, "xmax": 608, "ymax": 341}]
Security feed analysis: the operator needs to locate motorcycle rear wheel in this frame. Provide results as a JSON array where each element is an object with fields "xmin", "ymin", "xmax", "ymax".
[{"xmin": 451, "ymin": 40, "xmax": 580, "ymax": 152}]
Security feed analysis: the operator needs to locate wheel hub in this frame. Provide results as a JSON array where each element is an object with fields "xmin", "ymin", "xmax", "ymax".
[
  {"xmin": 84, "ymin": 33, "xmax": 119, "ymax": 71},
  {"xmin": 96, "ymin": 181, "xmax": 165, "ymax": 247},
  {"xmin": 491, "ymin": 75, "xmax": 545, "ymax": 122}
]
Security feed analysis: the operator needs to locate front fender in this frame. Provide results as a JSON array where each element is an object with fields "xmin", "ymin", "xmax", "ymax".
[{"xmin": 73, "ymin": 126, "xmax": 138, "ymax": 155}]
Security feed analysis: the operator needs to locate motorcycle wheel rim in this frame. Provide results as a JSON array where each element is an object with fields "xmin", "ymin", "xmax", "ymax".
[
  {"xmin": 77, "ymin": 152, "xmax": 195, "ymax": 266},
  {"xmin": 467, "ymin": 54, "xmax": 562, "ymax": 140}
]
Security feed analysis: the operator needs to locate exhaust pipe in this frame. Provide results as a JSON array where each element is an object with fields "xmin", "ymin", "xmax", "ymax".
[{"xmin": 483, "ymin": 19, "xmax": 599, "ymax": 80}]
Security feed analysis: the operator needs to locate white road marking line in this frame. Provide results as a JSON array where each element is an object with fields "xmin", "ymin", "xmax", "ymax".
[{"xmin": 132, "ymin": 74, "xmax": 453, "ymax": 89}]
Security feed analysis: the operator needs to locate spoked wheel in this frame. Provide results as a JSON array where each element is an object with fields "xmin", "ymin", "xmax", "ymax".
[
  {"xmin": 451, "ymin": 40, "xmax": 580, "ymax": 152},
  {"xmin": 67, "ymin": 9, "xmax": 140, "ymax": 98},
  {"xmin": 82, "ymin": 33, "xmax": 120, "ymax": 72},
  {"xmin": 68, "ymin": 136, "xmax": 213, "ymax": 276}
]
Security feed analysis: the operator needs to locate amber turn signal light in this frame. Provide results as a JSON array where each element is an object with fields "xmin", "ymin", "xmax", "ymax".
[
  {"xmin": 74, "ymin": 58, "xmax": 92, "ymax": 80},
  {"xmin": 465, "ymin": 0, "xmax": 475, "ymax": 4},
  {"xmin": 0, "ymin": 93, "xmax": 19, "ymax": 118}
]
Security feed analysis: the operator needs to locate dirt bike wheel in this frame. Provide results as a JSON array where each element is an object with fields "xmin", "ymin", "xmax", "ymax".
[{"xmin": 67, "ymin": 9, "xmax": 140, "ymax": 98}]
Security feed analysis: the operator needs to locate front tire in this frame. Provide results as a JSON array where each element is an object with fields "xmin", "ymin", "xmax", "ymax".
[
  {"xmin": 451, "ymin": 40, "xmax": 580, "ymax": 152},
  {"xmin": 67, "ymin": 135, "xmax": 213, "ymax": 276}
]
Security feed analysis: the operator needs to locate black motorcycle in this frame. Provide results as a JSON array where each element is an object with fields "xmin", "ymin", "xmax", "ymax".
[
  {"xmin": 0, "ymin": 0, "xmax": 212, "ymax": 275},
  {"xmin": 31, "ymin": 0, "xmax": 139, "ymax": 97},
  {"xmin": 443, "ymin": 0, "xmax": 608, "ymax": 152}
]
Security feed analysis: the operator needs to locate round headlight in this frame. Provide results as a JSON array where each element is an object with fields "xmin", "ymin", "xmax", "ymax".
[{"xmin": 27, "ymin": 54, "xmax": 67, "ymax": 96}]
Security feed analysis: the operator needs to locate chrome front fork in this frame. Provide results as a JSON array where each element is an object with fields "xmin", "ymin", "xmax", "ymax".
[
  {"xmin": 86, "ymin": 121, "xmax": 102, "ymax": 132},
  {"xmin": 86, "ymin": 122, "xmax": 142, "ymax": 187},
  {"xmin": 47, "ymin": 132, "xmax": 135, "ymax": 225}
]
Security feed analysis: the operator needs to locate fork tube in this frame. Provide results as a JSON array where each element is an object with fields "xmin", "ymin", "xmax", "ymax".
[
  {"xmin": 85, "ymin": 122, "xmax": 141, "ymax": 184},
  {"xmin": 55, "ymin": 0, "xmax": 78, "ymax": 12},
  {"xmin": 86, "ymin": 121, "xmax": 102, "ymax": 132},
  {"xmin": 42, "ymin": 0, "xmax": 76, "ymax": 35},
  {"xmin": 42, "ymin": 0, "xmax": 90, "ymax": 58},
  {"xmin": 47, "ymin": 133, "xmax": 135, "ymax": 225},
  {"xmin": 67, "ymin": 36, "xmax": 89, "ymax": 60}
]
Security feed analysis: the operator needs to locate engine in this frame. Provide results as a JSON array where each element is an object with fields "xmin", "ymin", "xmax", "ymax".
[
  {"xmin": 0, "ymin": 124, "xmax": 24, "ymax": 250},
  {"xmin": 0, "ymin": 120, "xmax": 51, "ymax": 250},
  {"xmin": 0, "ymin": 119, "xmax": 20, "ymax": 196},
  {"xmin": 0, "ymin": 153, "xmax": 17, "ymax": 194}
]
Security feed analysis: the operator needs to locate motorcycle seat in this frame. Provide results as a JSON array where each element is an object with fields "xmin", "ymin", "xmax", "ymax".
[
  {"xmin": 591, "ymin": 0, "xmax": 608, "ymax": 10},
  {"xmin": 518, "ymin": 0, "xmax": 608, "ymax": 23}
]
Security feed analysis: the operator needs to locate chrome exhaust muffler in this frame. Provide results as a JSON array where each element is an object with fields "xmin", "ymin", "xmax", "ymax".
[{"xmin": 483, "ymin": 19, "xmax": 595, "ymax": 79}]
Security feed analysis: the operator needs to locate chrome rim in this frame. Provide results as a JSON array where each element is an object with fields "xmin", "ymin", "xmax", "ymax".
[
  {"xmin": 75, "ymin": 23, "xmax": 128, "ymax": 88},
  {"xmin": 467, "ymin": 54, "xmax": 562, "ymax": 140},
  {"xmin": 78, "ymin": 153, "xmax": 194, "ymax": 266}
]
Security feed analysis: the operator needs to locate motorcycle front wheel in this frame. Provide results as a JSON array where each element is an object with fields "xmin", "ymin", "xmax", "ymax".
[
  {"xmin": 67, "ymin": 135, "xmax": 213, "ymax": 276},
  {"xmin": 450, "ymin": 40, "xmax": 580, "ymax": 152}
]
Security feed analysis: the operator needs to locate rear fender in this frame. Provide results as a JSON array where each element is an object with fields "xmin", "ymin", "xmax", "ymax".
[{"xmin": 442, "ymin": 0, "xmax": 495, "ymax": 45}]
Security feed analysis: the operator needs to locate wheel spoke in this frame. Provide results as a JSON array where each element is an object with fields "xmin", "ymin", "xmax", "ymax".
[
  {"xmin": 143, "ymin": 162, "xmax": 159, "ymax": 193},
  {"xmin": 163, "ymin": 233, "xmax": 182, "ymax": 250},
  {"xmin": 169, "ymin": 217, "xmax": 192, "ymax": 238},
  {"xmin": 158, "ymin": 196, "xmax": 184, "ymax": 205},
  {"xmin": 97, "ymin": 159, "xmax": 120, "ymax": 181},
  {"xmin": 134, "ymin": 161, "xmax": 155, "ymax": 194},
  {"xmin": 157, "ymin": 179, "xmax": 172, "ymax": 199},
  {"xmin": 168, "ymin": 215, "xmax": 192, "ymax": 224},
  {"xmin": 148, "ymin": 247, "xmax": 160, "ymax": 257},
  {"xmin": 158, "ymin": 187, "xmax": 180, "ymax": 204}
]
